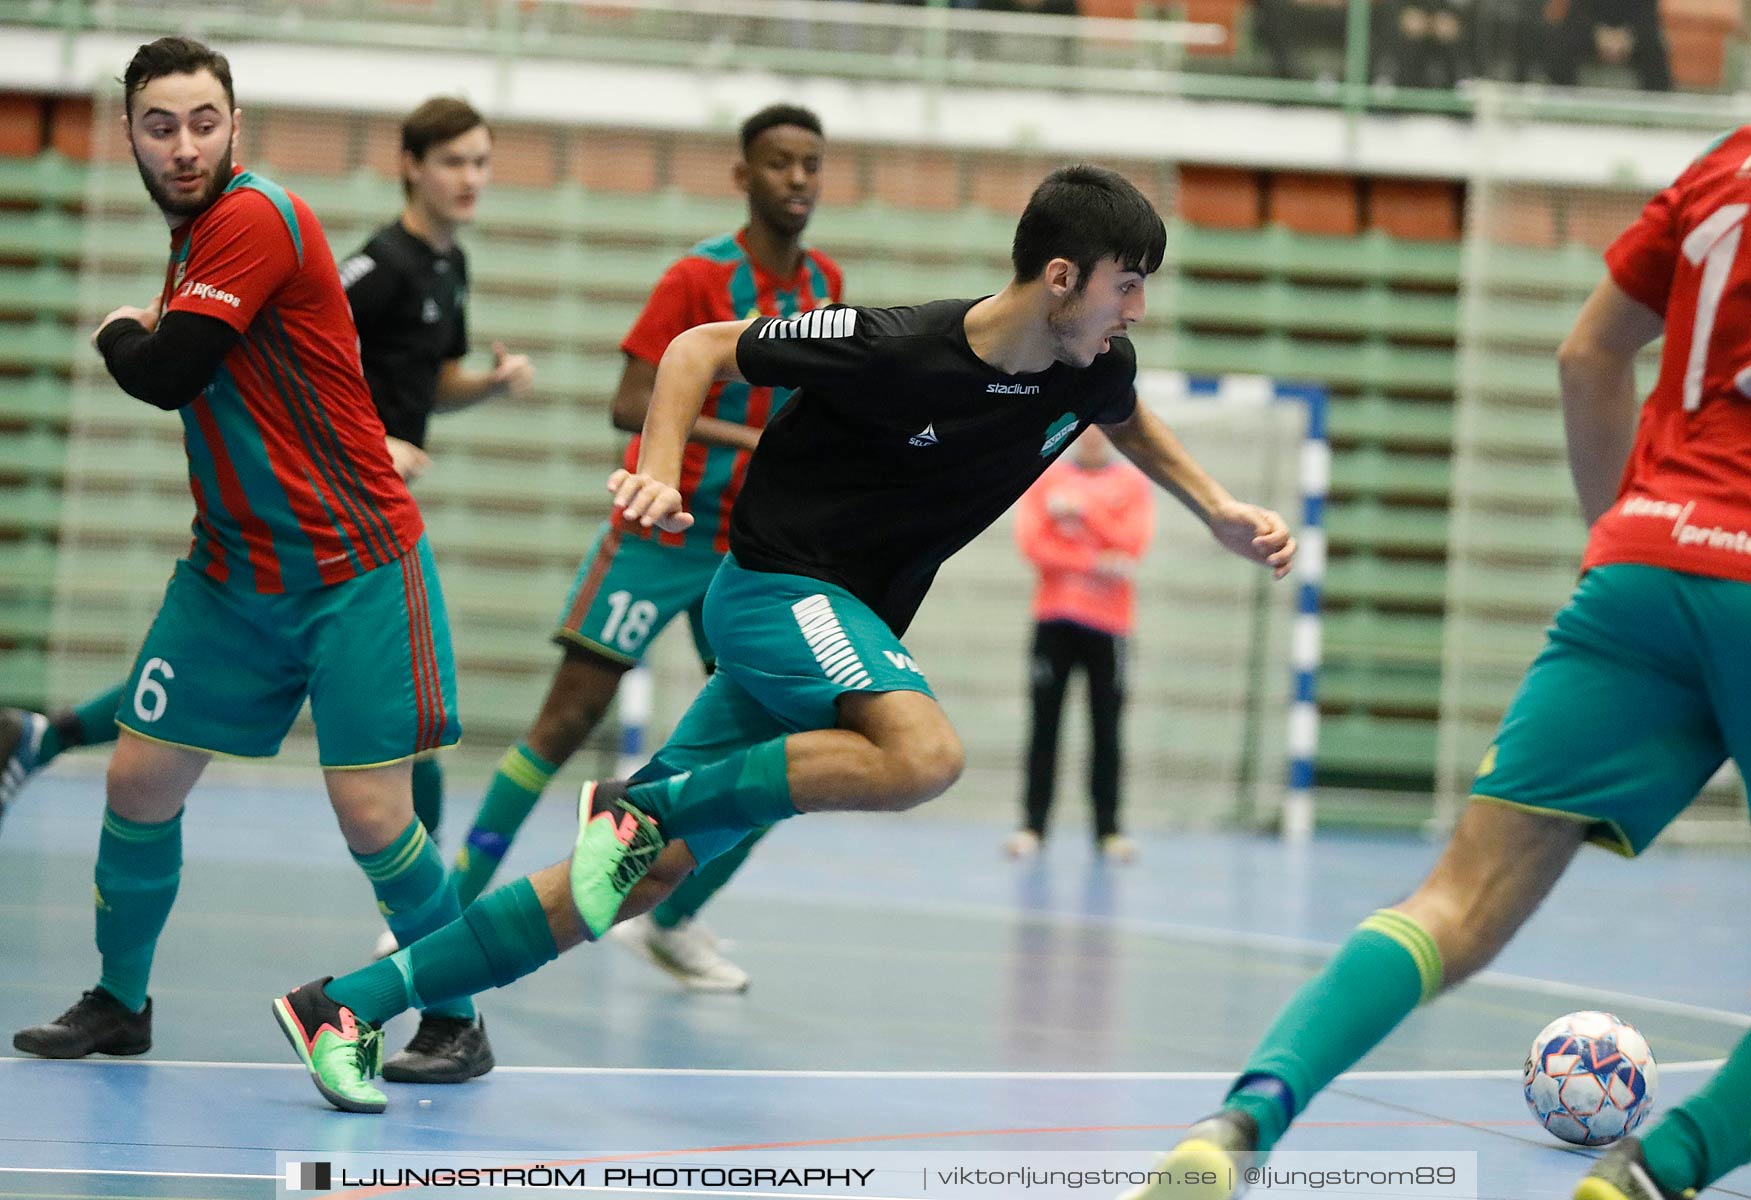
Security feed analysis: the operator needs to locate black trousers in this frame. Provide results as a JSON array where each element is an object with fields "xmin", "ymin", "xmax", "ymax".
[{"xmin": 1021, "ymin": 619, "xmax": 1126, "ymax": 839}]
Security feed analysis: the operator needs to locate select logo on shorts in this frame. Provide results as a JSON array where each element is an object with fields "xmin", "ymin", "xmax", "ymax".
[
  {"xmin": 179, "ymin": 279, "xmax": 242, "ymax": 308},
  {"xmin": 1040, "ymin": 413, "xmax": 1079, "ymax": 457},
  {"xmin": 284, "ymin": 1161, "xmax": 332, "ymax": 1191}
]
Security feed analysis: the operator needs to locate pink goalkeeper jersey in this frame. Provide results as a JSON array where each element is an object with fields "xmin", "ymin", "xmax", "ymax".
[{"xmin": 1014, "ymin": 456, "xmax": 1154, "ymax": 636}]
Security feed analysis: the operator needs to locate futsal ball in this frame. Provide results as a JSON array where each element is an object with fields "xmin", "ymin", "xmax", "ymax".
[{"xmin": 1523, "ymin": 1010, "xmax": 1658, "ymax": 1146}]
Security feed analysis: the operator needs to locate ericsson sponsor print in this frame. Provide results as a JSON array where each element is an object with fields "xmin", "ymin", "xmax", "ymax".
[{"xmin": 178, "ymin": 279, "xmax": 243, "ymax": 307}]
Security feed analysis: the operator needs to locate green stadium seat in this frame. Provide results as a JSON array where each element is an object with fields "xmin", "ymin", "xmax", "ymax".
[
  {"xmin": 1171, "ymin": 224, "xmax": 1463, "ymax": 286},
  {"xmin": 1329, "ymin": 446, "xmax": 1451, "ymax": 500},
  {"xmin": 0, "ymin": 650, "xmax": 48, "ymax": 705},
  {"xmin": 1479, "ymin": 242, "xmax": 1603, "ymax": 297},
  {"xmin": 0, "ymin": 263, "xmax": 80, "ymax": 318},
  {"xmin": 1327, "ymin": 392, "xmax": 1454, "ymax": 450},
  {"xmin": 0, "ymin": 484, "xmax": 61, "ymax": 534},
  {"xmin": 1324, "ymin": 553, "xmax": 1447, "ymax": 608},
  {"xmin": 0, "ymin": 427, "xmax": 66, "ymax": 478},
  {"xmin": 0, "ymin": 207, "xmax": 85, "ymax": 263},
  {"xmin": 1324, "ymin": 501, "xmax": 1449, "ymax": 555},
  {"xmin": 0, "ymin": 151, "xmax": 86, "ymax": 207},
  {"xmin": 1322, "ymin": 609, "xmax": 1445, "ymax": 665},
  {"xmin": 1177, "ymin": 279, "xmax": 1458, "ymax": 339},
  {"xmin": 1315, "ymin": 713, "xmax": 1437, "ymax": 780},
  {"xmin": 0, "ymin": 372, "xmax": 70, "ymax": 423},
  {"xmin": 1317, "ymin": 661, "xmax": 1441, "ymax": 713},
  {"xmin": 0, "ymin": 317, "xmax": 78, "ymax": 372}
]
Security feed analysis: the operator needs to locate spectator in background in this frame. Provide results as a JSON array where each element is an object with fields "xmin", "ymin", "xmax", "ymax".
[
  {"xmin": 1006, "ymin": 425, "xmax": 1155, "ymax": 865},
  {"xmin": 1545, "ymin": 0, "xmax": 1673, "ymax": 90},
  {"xmin": 1252, "ymin": 0, "xmax": 1354, "ymax": 81},
  {"xmin": 1381, "ymin": 0, "xmax": 1473, "ymax": 88}
]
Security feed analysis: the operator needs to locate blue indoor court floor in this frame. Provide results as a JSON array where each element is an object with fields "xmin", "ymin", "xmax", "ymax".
[{"xmin": 2, "ymin": 773, "xmax": 1749, "ymax": 1200}]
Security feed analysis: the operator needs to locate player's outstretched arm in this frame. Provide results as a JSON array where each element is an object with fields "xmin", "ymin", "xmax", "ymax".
[
  {"xmin": 607, "ymin": 317, "xmax": 754, "ymax": 532},
  {"xmin": 1557, "ymin": 277, "xmax": 1663, "ymax": 526},
  {"xmin": 609, "ymin": 353, "xmax": 759, "ymax": 451},
  {"xmin": 433, "ymin": 342, "xmax": 535, "ymax": 411},
  {"xmin": 1105, "ymin": 401, "xmax": 1296, "ymax": 579}
]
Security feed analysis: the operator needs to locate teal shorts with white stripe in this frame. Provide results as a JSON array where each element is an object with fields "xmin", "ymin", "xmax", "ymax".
[{"xmin": 696, "ymin": 553, "xmax": 934, "ymax": 734}]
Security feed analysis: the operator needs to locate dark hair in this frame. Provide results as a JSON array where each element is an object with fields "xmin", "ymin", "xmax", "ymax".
[
  {"xmin": 122, "ymin": 37, "xmax": 234, "ymax": 120},
  {"xmin": 739, "ymin": 104, "xmax": 823, "ymax": 157},
  {"xmin": 402, "ymin": 97, "xmax": 489, "ymax": 160},
  {"xmin": 1011, "ymin": 164, "xmax": 1166, "ymax": 287}
]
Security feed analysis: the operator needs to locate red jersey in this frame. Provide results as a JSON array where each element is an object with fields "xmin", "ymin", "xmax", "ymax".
[
  {"xmin": 1014, "ymin": 456, "xmax": 1155, "ymax": 636},
  {"xmin": 1586, "ymin": 127, "xmax": 1751, "ymax": 583},
  {"xmin": 161, "ymin": 168, "xmax": 422, "ymax": 593},
  {"xmin": 616, "ymin": 229, "xmax": 843, "ymax": 555}
]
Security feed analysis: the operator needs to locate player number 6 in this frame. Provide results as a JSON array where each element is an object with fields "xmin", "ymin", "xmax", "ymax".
[{"xmin": 133, "ymin": 657, "xmax": 175, "ymax": 723}]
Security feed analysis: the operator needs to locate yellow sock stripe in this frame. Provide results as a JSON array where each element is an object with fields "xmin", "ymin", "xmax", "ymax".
[
  {"xmin": 499, "ymin": 747, "xmax": 556, "ymax": 795},
  {"xmin": 1359, "ymin": 909, "xmax": 1444, "ymax": 1002},
  {"xmin": 363, "ymin": 823, "xmax": 430, "ymax": 883}
]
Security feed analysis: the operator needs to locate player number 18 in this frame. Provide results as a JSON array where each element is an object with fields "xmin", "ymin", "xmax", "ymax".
[{"xmin": 601, "ymin": 591, "xmax": 658, "ymax": 654}]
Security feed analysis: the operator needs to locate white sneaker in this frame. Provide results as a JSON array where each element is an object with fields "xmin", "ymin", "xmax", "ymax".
[
  {"xmin": 1002, "ymin": 829, "xmax": 1041, "ymax": 859},
  {"xmin": 372, "ymin": 928, "xmax": 399, "ymax": 960},
  {"xmin": 608, "ymin": 912, "xmax": 750, "ymax": 993},
  {"xmin": 1099, "ymin": 833, "xmax": 1138, "ymax": 864}
]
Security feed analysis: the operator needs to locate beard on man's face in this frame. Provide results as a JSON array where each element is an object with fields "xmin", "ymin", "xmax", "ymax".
[{"xmin": 137, "ymin": 142, "xmax": 234, "ymax": 219}]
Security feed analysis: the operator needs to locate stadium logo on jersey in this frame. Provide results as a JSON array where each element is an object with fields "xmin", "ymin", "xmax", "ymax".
[
  {"xmin": 179, "ymin": 280, "xmax": 242, "ymax": 308},
  {"xmin": 987, "ymin": 382, "xmax": 1041, "ymax": 395},
  {"xmin": 422, "ymin": 297, "xmax": 441, "ymax": 324},
  {"xmin": 909, "ymin": 423, "xmax": 940, "ymax": 448},
  {"xmin": 1040, "ymin": 413, "xmax": 1079, "ymax": 456},
  {"xmin": 756, "ymin": 309, "xmax": 857, "ymax": 339}
]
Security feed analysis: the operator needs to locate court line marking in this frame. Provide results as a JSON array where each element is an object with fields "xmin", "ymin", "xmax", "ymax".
[
  {"xmin": 747, "ymin": 886, "xmax": 1751, "ymax": 1031},
  {"xmin": 0, "ymin": 1056, "xmax": 1727, "ymax": 1077},
  {"xmin": 0, "ymin": 1060, "xmax": 1728, "ymax": 1078}
]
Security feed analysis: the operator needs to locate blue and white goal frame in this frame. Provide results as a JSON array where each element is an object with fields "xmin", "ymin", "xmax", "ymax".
[{"xmin": 1136, "ymin": 371, "xmax": 1328, "ymax": 841}]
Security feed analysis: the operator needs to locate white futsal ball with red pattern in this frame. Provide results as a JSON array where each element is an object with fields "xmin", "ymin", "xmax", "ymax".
[{"xmin": 1523, "ymin": 1010, "xmax": 1658, "ymax": 1146}]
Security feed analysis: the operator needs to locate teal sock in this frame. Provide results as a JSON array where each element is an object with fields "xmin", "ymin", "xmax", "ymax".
[
  {"xmin": 1224, "ymin": 909, "xmax": 1443, "ymax": 1153},
  {"xmin": 40, "ymin": 683, "xmax": 126, "ymax": 765},
  {"xmin": 411, "ymin": 757, "xmax": 443, "ymax": 837},
  {"xmin": 94, "ymin": 808, "xmax": 183, "ymax": 1013},
  {"xmin": 453, "ymin": 742, "xmax": 559, "ymax": 908},
  {"xmin": 327, "ymin": 877, "xmax": 559, "ymax": 1025},
  {"xmin": 651, "ymin": 825, "xmax": 769, "ymax": 928},
  {"xmin": 627, "ymin": 738, "xmax": 794, "ymax": 842},
  {"xmin": 1642, "ymin": 1024, "xmax": 1751, "ymax": 1190},
  {"xmin": 352, "ymin": 819, "xmax": 473, "ymax": 1020}
]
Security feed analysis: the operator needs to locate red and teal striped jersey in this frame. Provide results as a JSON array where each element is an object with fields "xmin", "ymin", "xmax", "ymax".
[
  {"xmin": 160, "ymin": 168, "xmax": 423, "ymax": 593},
  {"xmin": 616, "ymin": 229, "xmax": 843, "ymax": 555}
]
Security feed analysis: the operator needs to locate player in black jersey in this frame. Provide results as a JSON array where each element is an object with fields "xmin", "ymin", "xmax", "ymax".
[
  {"xmin": 336, "ymin": 96, "xmax": 532, "ymax": 1084},
  {"xmin": 271, "ymin": 164, "xmax": 1295, "ymax": 1114}
]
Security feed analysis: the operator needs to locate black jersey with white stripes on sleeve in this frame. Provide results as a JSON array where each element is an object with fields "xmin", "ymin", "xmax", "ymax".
[{"xmin": 730, "ymin": 298, "xmax": 1137, "ymax": 634}]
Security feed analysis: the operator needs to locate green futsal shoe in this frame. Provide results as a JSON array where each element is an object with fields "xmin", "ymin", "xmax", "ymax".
[
  {"xmin": 1122, "ymin": 1110, "xmax": 1258, "ymax": 1200},
  {"xmin": 570, "ymin": 780, "xmax": 665, "ymax": 939},
  {"xmin": 272, "ymin": 977, "xmax": 386, "ymax": 1114}
]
